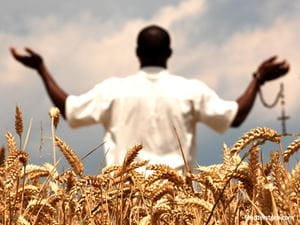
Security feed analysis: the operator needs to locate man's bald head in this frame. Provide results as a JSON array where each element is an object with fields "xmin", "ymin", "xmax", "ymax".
[{"xmin": 136, "ymin": 25, "xmax": 172, "ymax": 68}]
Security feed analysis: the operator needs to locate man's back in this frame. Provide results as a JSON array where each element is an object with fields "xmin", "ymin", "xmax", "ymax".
[
  {"xmin": 10, "ymin": 24, "xmax": 289, "ymax": 169},
  {"xmin": 66, "ymin": 66, "xmax": 238, "ymax": 168}
]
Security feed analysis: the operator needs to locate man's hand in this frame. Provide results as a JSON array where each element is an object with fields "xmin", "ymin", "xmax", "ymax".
[
  {"xmin": 10, "ymin": 47, "xmax": 68, "ymax": 117},
  {"xmin": 232, "ymin": 55, "xmax": 290, "ymax": 127},
  {"xmin": 10, "ymin": 47, "xmax": 43, "ymax": 70},
  {"xmin": 255, "ymin": 56, "xmax": 290, "ymax": 85}
]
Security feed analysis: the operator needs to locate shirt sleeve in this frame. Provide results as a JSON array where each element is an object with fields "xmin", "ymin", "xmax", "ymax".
[
  {"xmin": 65, "ymin": 82, "xmax": 112, "ymax": 128},
  {"xmin": 193, "ymin": 80, "xmax": 238, "ymax": 133}
]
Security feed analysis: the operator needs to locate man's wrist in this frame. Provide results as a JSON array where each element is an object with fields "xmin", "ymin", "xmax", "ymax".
[
  {"xmin": 37, "ymin": 62, "xmax": 46, "ymax": 73},
  {"xmin": 253, "ymin": 72, "xmax": 265, "ymax": 85}
]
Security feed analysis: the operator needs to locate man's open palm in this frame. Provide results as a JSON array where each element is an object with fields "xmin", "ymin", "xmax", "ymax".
[
  {"xmin": 10, "ymin": 47, "xmax": 43, "ymax": 70},
  {"xmin": 256, "ymin": 56, "xmax": 290, "ymax": 84}
]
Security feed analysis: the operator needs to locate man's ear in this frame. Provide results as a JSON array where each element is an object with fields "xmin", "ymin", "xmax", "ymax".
[
  {"xmin": 168, "ymin": 48, "xmax": 172, "ymax": 58},
  {"xmin": 136, "ymin": 47, "xmax": 140, "ymax": 57},
  {"xmin": 164, "ymin": 48, "xmax": 172, "ymax": 59}
]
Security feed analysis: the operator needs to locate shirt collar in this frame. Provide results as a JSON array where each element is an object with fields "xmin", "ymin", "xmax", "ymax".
[{"xmin": 140, "ymin": 66, "xmax": 167, "ymax": 80}]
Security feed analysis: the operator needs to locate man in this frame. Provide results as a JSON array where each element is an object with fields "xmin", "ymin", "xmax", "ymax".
[{"xmin": 10, "ymin": 25, "xmax": 289, "ymax": 169}]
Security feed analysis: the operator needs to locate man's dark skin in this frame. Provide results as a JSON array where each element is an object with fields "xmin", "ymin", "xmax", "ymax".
[{"xmin": 10, "ymin": 25, "xmax": 290, "ymax": 127}]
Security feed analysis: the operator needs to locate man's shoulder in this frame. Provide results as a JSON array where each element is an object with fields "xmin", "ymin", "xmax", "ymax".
[
  {"xmin": 96, "ymin": 71, "xmax": 209, "ymax": 90},
  {"xmin": 93, "ymin": 74, "xmax": 141, "ymax": 92},
  {"xmin": 96, "ymin": 75, "xmax": 128, "ymax": 86},
  {"xmin": 164, "ymin": 72, "xmax": 208, "ymax": 88}
]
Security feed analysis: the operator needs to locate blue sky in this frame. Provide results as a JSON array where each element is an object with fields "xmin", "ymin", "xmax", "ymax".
[{"xmin": 1, "ymin": 0, "xmax": 299, "ymax": 173}]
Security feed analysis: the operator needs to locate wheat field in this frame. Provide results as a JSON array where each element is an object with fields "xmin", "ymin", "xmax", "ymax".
[{"xmin": 0, "ymin": 106, "xmax": 299, "ymax": 225}]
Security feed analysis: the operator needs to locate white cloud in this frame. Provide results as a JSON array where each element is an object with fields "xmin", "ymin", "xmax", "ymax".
[
  {"xmin": 153, "ymin": 0, "xmax": 205, "ymax": 27},
  {"xmin": 171, "ymin": 17, "xmax": 300, "ymax": 118},
  {"xmin": 0, "ymin": 0, "xmax": 207, "ymax": 155},
  {"xmin": 0, "ymin": 0, "xmax": 205, "ymax": 93},
  {"xmin": 0, "ymin": 0, "xmax": 299, "ymax": 170},
  {"xmin": 1, "ymin": 0, "xmax": 299, "ymax": 130}
]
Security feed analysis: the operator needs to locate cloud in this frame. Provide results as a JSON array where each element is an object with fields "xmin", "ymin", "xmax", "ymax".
[
  {"xmin": 153, "ymin": 0, "xmax": 205, "ymax": 27},
  {"xmin": 1, "ymin": 0, "xmax": 206, "ymax": 92},
  {"xmin": 0, "ymin": 0, "xmax": 299, "ymax": 171},
  {"xmin": 0, "ymin": 0, "xmax": 207, "ymax": 172},
  {"xmin": 171, "ymin": 17, "xmax": 300, "ymax": 120}
]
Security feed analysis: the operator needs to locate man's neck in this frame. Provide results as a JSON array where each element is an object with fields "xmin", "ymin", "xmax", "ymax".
[{"xmin": 140, "ymin": 60, "xmax": 167, "ymax": 69}]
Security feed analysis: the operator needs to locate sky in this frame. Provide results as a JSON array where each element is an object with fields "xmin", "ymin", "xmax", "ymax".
[{"xmin": 1, "ymin": 0, "xmax": 299, "ymax": 173}]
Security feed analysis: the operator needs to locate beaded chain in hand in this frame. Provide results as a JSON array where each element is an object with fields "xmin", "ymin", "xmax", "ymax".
[{"xmin": 258, "ymin": 83, "xmax": 283, "ymax": 108}]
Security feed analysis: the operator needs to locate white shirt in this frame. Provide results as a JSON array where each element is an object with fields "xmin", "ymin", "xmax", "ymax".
[{"xmin": 66, "ymin": 67, "xmax": 238, "ymax": 169}]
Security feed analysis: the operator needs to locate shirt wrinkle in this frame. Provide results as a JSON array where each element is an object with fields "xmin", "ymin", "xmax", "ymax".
[{"xmin": 65, "ymin": 67, "xmax": 238, "ymax": 168}]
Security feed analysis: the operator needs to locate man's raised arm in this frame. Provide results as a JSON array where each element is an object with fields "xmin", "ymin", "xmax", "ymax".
[
  {"xmin": 231, "ymin": 56, "xmax": 290, "ymax": 127},
  {"xmin": 10, "ymin": 47, "xmax": 68, "ymax": 118}
]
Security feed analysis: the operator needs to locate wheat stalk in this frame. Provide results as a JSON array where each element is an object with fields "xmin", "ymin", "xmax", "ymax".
[
  {"xmin": 49, "ymin": 107, "xmax": 60, "ymax": 129},
  {"xmin": 15, "ymin": 106, "xmax": 23, "ymax": 147},
  {"xmin": 55, "ymin": 136, "xmax": 84, "ymax": 176},
  {"xmin": 231, "ymin": 127, "xmax": 280, "ymax": 153},
  {"xmin": 2, "ymin": 108, "xmax": 300, "ymax": 225},
  {"xmin": 283, "ymin": 138, "xmax": 300, "ymax": 162},
  {"xmin": 0, "ymin": 146, "xmax": 5, "ymax": 166},
  {"xmin": 118, "ymin": 144, "xmax": 143, "ymax": 175},
  {"xmin": 5, "ymin": 132, "xmax": 17, "ymax": 153}
]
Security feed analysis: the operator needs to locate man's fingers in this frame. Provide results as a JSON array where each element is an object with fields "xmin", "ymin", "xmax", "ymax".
[
  {"xmin": 273, "ymin": 61, "xmax": 289, "ymax": 79},
  {"xmin": 282, "ymin": 61, "xmax": 290, "ymax": 70},
  {"xmin": 265, "ymin": 55, "xmax": 277, "ymax": 63},
  {"xmin": 25, "ymin": 47, "xmax": 36, "ymax": 56},
  {"xmin": 10, "ymin": 47, "xmax": 23, "ymax": 60},
  {"xmin": 10, "ymin": 47, "xmax": 37, "ymax": 57},
  {"xmin": 276, "ymin": 61, "xmax": 289, "ymax": 72},
  {"xmin": 10, "ymin": 47, "xmax": 17, "ymax": 56}
]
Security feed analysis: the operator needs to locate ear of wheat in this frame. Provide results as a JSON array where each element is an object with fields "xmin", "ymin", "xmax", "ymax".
[
  {"xmin": 283, "ymin": 138, "xmax": 300, "ymax": 162},
  {"xmin": 15, "ymin": 106, "xmax": 23, "ymax": 140},
  {"xmin": 55, "ymin": 136, "xmax": 84, "ymax": 176},
  {"xmin": 1, "ymin": 108, "xmax": 300, "ymax": 225},
  {"xmin": 231, "ymin": 127, "xmax": 281, "ymax": 153},
  {"xmin": 49, "ymin": 107, "xmax": 60, "ymax": 129},
  {"xmin": 0, "ymin": 146, "xmax": 5, "ymax": 166},
  {"xmin": 5, "ymin": 132, "xmax": 18, "ymax": 153}
]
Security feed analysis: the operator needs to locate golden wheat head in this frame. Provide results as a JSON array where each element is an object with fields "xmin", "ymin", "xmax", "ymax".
[
  {"xmin": 49, "ymin": 107, "xmax": 60, "ymax": 129},
  {"xmin": 15, "ymin": 105, "xmax": 24, "ymax": 138},
  {"xmin": 231, "ymin": 127, "xmax": 281, "ymax": 153},
  {"xmin": 283, "ymin": 138, "xmax": 300, "ymax": 162},
  {"xmin": 55, "ymin": 136, "xmax": 84, "ymax": 176}
]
